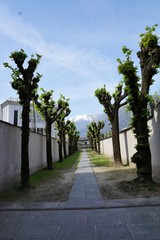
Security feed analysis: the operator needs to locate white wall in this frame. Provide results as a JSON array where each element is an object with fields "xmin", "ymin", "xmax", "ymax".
[
  {"xmin": 149, "ymin": 105, "xmax": 160, "ymax": 182},
  {"xmin": 119, "ymin": 128, "xmax": 137, "ymax": 165},
  {"xmin": 0, "ymin": 120, "xmax": 68, "ymax": 190},
  {"xmin": 100, "ymin": 103, "xmax": 160, "ymax": 182},
  {"xmin": 100, "ymin": 137, "xmax": 113, "ymax": 157}
]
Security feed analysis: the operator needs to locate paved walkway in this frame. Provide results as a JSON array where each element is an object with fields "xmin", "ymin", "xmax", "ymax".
[
  {"xmin": 67, "ymin": 150, "xmax": 104, "ymax": 208},
  {"xmin": 1, "ymin": 150, "xmax": 160, "ymax": 239}
]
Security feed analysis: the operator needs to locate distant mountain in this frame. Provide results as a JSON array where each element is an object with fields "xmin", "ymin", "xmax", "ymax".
[{"xmin": 70, "ymin": 108, "xmax": 131, "ymax": 138}]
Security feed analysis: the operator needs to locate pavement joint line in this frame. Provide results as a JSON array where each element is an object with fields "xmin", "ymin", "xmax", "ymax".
[{"xmin": 1, "ymin": 202, "xmax": 160, "ymax": 211}]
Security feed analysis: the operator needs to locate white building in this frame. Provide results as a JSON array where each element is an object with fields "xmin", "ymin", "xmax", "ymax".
[
  {"xmin": 0, "ymin": 98, "xmax": 57, "ymax": 137},
  {"xmin": 0, "ymin": 98, "xmax": 22, "ymax": 126},
  {"xmin": 78, "ymin": 137, "xmax": 90, "ymax": 149}
]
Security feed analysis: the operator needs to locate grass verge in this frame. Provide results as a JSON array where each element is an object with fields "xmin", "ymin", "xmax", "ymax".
[
  {"xmin": 0, "ymin": 150, "xmax": 81, "ymax": 201},
  {"xmin": 30, "ymin": 150, "xmax": 81, "ymax": 185},
  {"xmin": 87, "ymin": 149, "xmax": 113, "ymax": 167},
  {"xmin": 53, "ymin": 150, "xmax": 81, "ymax": 170}
]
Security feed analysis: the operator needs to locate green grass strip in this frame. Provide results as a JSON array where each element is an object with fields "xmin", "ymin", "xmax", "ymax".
[
  {"xmin": 53, "ymin": 150, "xmax": 81, "ymax": 170},
  {"xmin": 30, "ymin": 150, "xmax": 81, "ymax": 184},
  {"xmin": 87, "ymin": 149, "xmax": 113, "ymax": 167}
]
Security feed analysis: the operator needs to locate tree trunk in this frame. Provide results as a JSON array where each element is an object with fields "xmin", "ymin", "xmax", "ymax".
[
  {"xmin": 93, "ymin": 139, "xmax": 97, "ymax": 152},
  {"xmin": 21, "ymin": 104, "xmax": 30, "ymax": 188},
  {"xmin": 132, "ymin": 108, "xmax": 152, "ymax": 180},
  {"xmin": 58, "ymin": 130, "xmax": 63, "ymax": 162},
  {"xmin": 111, "ymin": 113, "xmax": 122, "ymax": 167},
  {"xmin": 46, "ymin": 121, "xmax": 53, "ymax": 170},
  {"xmin": 89, "ymin": 139, "xmax": 94, "ymax": 150},
  {"xmin": 58, "ymin": 141, "xmax": 63, "ymax": 162},
  {"xmin": 63, "ymin": 131, "xmax": 67, "ymax": 158},
  {"xmin": 97, "ymin": 137, "xmax": 100, "ymax": 154},
  {"xmin": 68, "ymin": 137, "xmax": 72, "ymax": 155},
  {"xmin": 134, "ymin": 143, "xmax": 152, "ymax": 181}
]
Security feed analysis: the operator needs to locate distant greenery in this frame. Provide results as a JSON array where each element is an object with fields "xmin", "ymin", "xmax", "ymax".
[
  {"xmin": 0, "ymin": 151, "xmax": 81, "ymax": 201},
  {"xmin": 87, "ymin": 149, "xmax": 113, "ymax": 167}
]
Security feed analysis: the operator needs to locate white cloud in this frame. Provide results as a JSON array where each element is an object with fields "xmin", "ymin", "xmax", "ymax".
[{"xmin": 0, "ymin": 4, "xmax": 116, "ymax": 83}]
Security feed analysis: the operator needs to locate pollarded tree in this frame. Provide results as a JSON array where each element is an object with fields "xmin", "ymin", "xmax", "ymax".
[
  {"xmin": 74, "ymin": 131, "xmax": 80, "ymax": 152},
  {"xmin": 87, "ymin": 121, "xmax": 104, "ymax": 154},
  {"xmin": 4, "ymin": 49, "xmax": 42, "ymax": 189},
  {"xmin": 62, "ymin": 119, "xmax": 79, "ymax": 158},
  {"xmin": 55, "ymin": 95, "xmax": 71, "ymax": 162},
  {"xmin": 87, "ymin": 121, "xmax": 104, "ymax": 153},
  {"xmin": 87, "ymin": 124, "xmax": 97, "ymax": 152},
  {"xmin": 117, "ymin": 24, "xmax": 160, "ymax": 181},
  {"xmin": 95, "ymin": 84, "xmax": 127, "ymax": 166},
  {"xmin": 66, "ymin": 120, "xmax": 80, "ymax": 155},
  {"xmin": 87, "ymin": 131, "xmax": 94, "ymax": 150},
  {"xmin": 96, "ymin": 121, "xmax": 105, "ymax": 154},
  {"xmin": 35, "ymin": 88, "xmax": 63, "ymax": 170}
]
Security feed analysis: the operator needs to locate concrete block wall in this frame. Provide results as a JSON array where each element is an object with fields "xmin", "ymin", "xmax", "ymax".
[{"xmin": 0, "ymin": 120, "xmax": 68, "ymax": 190}]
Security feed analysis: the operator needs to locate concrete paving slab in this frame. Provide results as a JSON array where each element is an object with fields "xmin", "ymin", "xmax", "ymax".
[
  {"xmin": 96, "ymin": 223, "xmax": 132, "ymax": 238},
  {"xmin": 56, "ymin": 225, "xmax": 96, "ymax": 239},
  {"xmin": 67, "ymin": 150, "xmax": 103, "ymax": 204},
  {"xmin": 128, "ymin": 223, "xmax": 160, "ymax": 238}
]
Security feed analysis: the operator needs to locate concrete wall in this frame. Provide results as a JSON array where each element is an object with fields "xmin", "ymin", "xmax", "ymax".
[
  {"xmin": 0, "ymin": 120, "xmax": 68, "ymax": 190},
  {"xmin": 100, "ymin": 137, "xmax": 113, "ymax": 157},
  {"xmin": 0, "ymin": 121, "xmax": 21, "ymax": 189},
  {"xmin": 149, "ymin": 104, "xmax": 160, "ymax": 182},
  {"xmin": 100, "ymin": 103, "xmax": 160, "ymax": 182}
]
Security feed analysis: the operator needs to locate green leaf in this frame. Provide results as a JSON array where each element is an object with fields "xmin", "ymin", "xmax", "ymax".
[{"xmin": 117, "ymin": 58, "xmax": 121, "ymax": 63}]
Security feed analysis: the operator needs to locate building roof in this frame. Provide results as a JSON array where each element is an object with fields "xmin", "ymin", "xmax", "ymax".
[{"xmin": 0, "ymin": 98, "xmax": 21, "ymax": 108}]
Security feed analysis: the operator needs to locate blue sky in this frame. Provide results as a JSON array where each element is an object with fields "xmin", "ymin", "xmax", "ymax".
[{"xmin": 0, "ymin": 0, "xmax": 160, "ymax": 118}]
